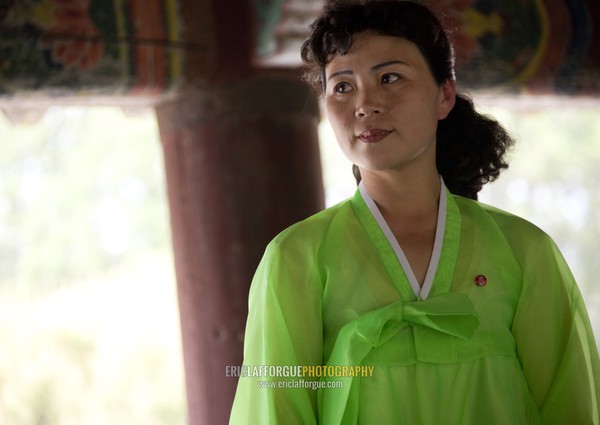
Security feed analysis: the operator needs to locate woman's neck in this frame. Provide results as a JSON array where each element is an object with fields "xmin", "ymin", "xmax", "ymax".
[
  {"xmin": 360, "ymin": 168, "xmax": 441, "ymax": 225},
  {"xmin": 360, "ymin": 168, "xmax": 442, "ymax": 287}
]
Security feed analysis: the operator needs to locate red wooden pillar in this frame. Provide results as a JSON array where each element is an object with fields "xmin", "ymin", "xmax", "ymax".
[
  {"xmin": 155, "ymin": 76, "xmax": 323, "ymax": 425},
  {"xmin": 156, "ymin": 1, "xmax": 323, "ymax": 423}
]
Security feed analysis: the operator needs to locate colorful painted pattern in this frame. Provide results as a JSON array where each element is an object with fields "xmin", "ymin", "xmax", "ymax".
[
  {"xmin": 253, "ymin": 0, "xmax": 594, "ymax": 93},
  {"xmin": 0, "ymin": 0, "xmax": 182, "ymax": 96},
  {"xmin": 424, "ymin": 0, "xmax": 592, "ymax": 92},
  {"xmin": 1, "ymin": 0, "xmax": 596, "ymax": 95}
]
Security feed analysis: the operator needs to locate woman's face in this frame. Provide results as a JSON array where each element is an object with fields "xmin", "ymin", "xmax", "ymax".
[{"xmin": 324, "ymin": 32, "xmax": 455, "ymax": 178}]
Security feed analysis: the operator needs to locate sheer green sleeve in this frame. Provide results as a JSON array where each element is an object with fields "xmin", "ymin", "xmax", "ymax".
[
  {"xmin": 229, "ymin": 232, "xmax": 323, "ymax": 425},
  {"xmin": 512, "ymin": 232, "xmax": 600, "ymax": 425}
]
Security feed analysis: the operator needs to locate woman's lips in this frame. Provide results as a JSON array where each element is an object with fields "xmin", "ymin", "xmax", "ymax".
[{"xmin": 358, "ymin": 129, "xmax": 392, "ymax": 143}]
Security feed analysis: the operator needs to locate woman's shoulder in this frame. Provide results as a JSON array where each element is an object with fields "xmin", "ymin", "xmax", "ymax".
[
  {"xmin": 269, "ymin": 197, "xmax": 355, "ymax": 251},
  {"xmin": 452, "ymin": 194, "xmax": 554, "ymax": 252}
]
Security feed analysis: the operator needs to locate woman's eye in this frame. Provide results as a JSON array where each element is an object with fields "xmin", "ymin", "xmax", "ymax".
[
  {"xmin": 333, "ymin": 82, "xmax": 352, "ymax": 94},
  {"xmin": 381, "ymin": 73, "xmax": 401, "ymax": 84}
]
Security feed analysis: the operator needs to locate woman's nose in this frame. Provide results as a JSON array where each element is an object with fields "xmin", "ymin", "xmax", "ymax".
[
  {"xmin": 356, "ymin": 107, "xmax": 381, "ymax": 118},
  {"xmin": 355, "ymin": 93, "xmax": 383, "ymax": 118}
]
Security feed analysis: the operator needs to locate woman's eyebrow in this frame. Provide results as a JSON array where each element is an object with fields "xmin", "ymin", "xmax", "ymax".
[
  {"xmin": 327, "ymin": 69, "xmax": 353, "ymax": 81},
  {"xmin": 371, "ymin": 60, "xmax": 410, "ymax": 71},
  {"xmin": 327, "ymin": 60, "xmax": 410, "ymax": 81}
]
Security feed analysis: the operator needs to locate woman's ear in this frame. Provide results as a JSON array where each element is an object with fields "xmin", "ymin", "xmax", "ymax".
[{"xmin": 438, "ymin": 79, "xmax": 456, "ymax": 120}]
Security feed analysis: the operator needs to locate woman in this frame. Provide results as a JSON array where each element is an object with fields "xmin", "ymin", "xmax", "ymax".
[{"xmin": 229, "ymin": 1, "xmax": 600, "ymax": 424}]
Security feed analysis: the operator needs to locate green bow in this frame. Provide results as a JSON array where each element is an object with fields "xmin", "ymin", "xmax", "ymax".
[{"xmin": 318, "ymin": 292, "xmax": 480, "ymax": 425}]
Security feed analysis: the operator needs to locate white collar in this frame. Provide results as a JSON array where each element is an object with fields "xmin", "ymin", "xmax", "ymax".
[{"xmin": 358, "ymin": 178, "xmax": 447, "ymax": 299}]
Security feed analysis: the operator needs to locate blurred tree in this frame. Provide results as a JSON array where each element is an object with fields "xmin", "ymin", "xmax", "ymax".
[
  {"xmin": 0, "ymin": 106, "xmax": 185, "ymax": 425},
  {"xmin": 0, "ymin": 107, "xmax": 170, "ymax": 292}
]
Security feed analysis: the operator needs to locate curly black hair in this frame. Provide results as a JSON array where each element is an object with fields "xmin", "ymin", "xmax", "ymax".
[{"xmin": 300, "ymin": 0, "xmax": 514, "ymax": 200}]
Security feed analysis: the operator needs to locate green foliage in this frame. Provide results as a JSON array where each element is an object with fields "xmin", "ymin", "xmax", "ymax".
[
  {"xmin": 0, "ymin": 107, "xmax": 185, "ymax": 424},
  {"xmin": 0, "ymin": 253, "xmax": 186, "ymax": 425},
  {"xmin": 0, "ymin": 107, "xmax": 170, "ymax": 292}
]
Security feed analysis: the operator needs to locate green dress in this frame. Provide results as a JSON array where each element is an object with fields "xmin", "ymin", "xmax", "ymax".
[{"xmin": 229, "ymin": 182, "xmax": 600, "ymax": 425}]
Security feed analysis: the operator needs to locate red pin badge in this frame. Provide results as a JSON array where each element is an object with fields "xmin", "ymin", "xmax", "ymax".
[{"xmin": 474, "ymin": 275, "xmax": 487, "ymax": 287}]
